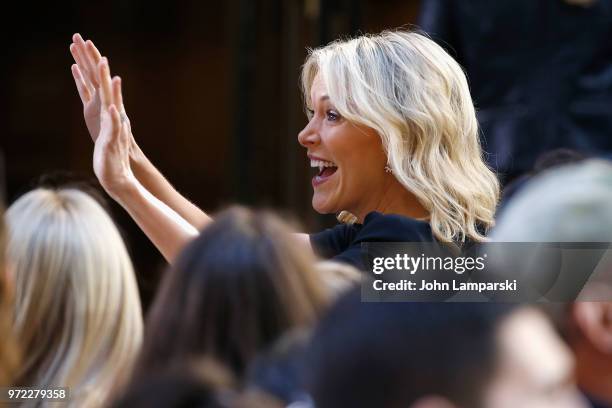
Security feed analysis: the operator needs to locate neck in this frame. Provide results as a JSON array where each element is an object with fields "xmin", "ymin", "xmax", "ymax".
[{"xmin": 351, "ymin": 176, "xmax": 429, "ymax": 223}]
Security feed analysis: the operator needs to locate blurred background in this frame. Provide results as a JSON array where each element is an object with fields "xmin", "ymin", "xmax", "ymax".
[{"xmin": 0, "ymin": 0, "xmax": 420, "ymax": 306}]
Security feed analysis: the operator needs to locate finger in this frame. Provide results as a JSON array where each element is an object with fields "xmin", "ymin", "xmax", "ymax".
[
  {"xmin": 118, "ymin": 111, "xmax": 132, "ymax": 149},
  {"xmin": 85, "ymin": 40, "xmax": 103, "ymax": 68},
  {"xmin": 73, "ymin": 34, "xmax": 100, "ymax": 87},
  {"xmin": 71, "ymin": 64, "xmax": 92, "ymax": 103},
  {"xmin": 108, "ymin": 104, "xmax": 122, "ymax": 142},
  {"xmin": 98, "ymin": 58, "xmax": 114, "ymax": 108},
  {"xmin": 72, "ymin": 32, "xmax": 85, "ymax": 44},
  {"xmin": 112, "ymin": 76, "xmax": 124, "ymax": 112},
  {"xmin": 71, "ymin": 43, "xmax": 96, "ymax": 88},
  {"xmin": 69, "ymin": 43, "xmax": 91, "ymax": 81}
]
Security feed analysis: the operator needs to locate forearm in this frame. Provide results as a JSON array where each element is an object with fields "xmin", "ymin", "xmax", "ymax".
[
  {"xmin": 130, "ymin": 143, "xmax": 212, "ymax": 229},
  {"xmin": 112, "ymin": 179, "xmax": 199, "ymax": 263}
]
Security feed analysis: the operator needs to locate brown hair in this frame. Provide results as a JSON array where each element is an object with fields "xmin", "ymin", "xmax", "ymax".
[
  {"xmin": 134, "ymin": 206, "xmax": 328, "ymax": 379},
  {"xmin": 113, "ymin": 357, "xmax": 283, "ymax": 408}
]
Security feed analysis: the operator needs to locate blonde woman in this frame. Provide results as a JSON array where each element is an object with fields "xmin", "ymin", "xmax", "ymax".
[
  {"xmin": 68, "ymin": 30, "xmax": 499, "ymax": 269},
  {"xmin": 6, "ymin": 188, "xmax": 143, "ymax": 407}
]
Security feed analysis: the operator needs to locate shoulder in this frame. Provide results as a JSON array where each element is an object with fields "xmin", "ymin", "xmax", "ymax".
[
  {"xmin": 309, "ymin": 222, "xmax": 360, "ymax": 259},
  {"xmin": 355, "ymin": 212, "xmax": 434, "ymax": 243},
  {"xmin": 309, "ymin": 212, "xmax": 434, "ymax": 270}
]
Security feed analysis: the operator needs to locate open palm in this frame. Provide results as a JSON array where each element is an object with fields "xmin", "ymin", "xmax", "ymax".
[
  {"xmin": 83, "ymin": 88, "xmax": 102, "ymax": 140},
  {"xmin": 94, "ymin": 104, "xmax": 134, "ymax": 195},
  {"xmin": 70, "ymin": 34, "xmax": 105, "ymax": 141},
  {"xmin": 83, "ymin": 51, "xmax": 136, "ymax": 196}
]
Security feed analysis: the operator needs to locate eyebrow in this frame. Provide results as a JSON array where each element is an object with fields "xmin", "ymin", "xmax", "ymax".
[
  {"xmin": 309, "ymin": 95, "xmax": 329, "ymax": 104},
  {"xmin": 306, "ymin": 95, "xmax": 330, "ymax": 111},
  {"xmin": 307, "ymin": 95, "xmax": 329, "ymax": 109}
]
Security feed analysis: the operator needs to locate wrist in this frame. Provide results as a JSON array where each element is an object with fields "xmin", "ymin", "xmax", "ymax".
[
  {"xmin": 129, "ymin": 139, "xmax": 157, "ymax": 178},
  {"xmin": 129, "ymin": 139, "xmax": 147, "ymax": 167},
  {"xmin": 104, "ymin": 174, "xmax": 140, "ymax": 204}
]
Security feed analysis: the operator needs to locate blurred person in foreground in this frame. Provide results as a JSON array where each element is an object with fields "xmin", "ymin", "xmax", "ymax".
[
  {"xmin": 114, "ymin": 358, "xmax": 282, "ymax": 408},
  {"xmin": 130, "ymin": 206, "xmax": 328, "ymax": 382},
  {"xmin": 240, "ymin": 262, "xmax": 361, "ymax": 406},
  {"xmin": 306, "ymin": 291, "xmax": 587, "ymax": 408},
  {"xmin": 5, "ymin": 187, "xmax": 143, "ymax": 407},
  {"xmin": 419, "ymin": 0, "xmax": 612, "ymax": 184},
  {"xmin": 0, "ymin": 158, "xmax": 20, "ymax": 386},
  {"xmin": 68, "ymin": 30, "xmax": 499, "ymax": 270},
  {"xmin": 499, "ymin": 148, "xmax": 588, "ymax": 212},
  {"xmin": 492, "ymin": 159, "xmax": 612, "ymax": 407}
]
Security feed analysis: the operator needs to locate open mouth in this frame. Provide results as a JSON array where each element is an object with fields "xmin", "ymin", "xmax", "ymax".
[{"xmin": 311, "ymin": 159, "xmax": 338, "ymax": 186}]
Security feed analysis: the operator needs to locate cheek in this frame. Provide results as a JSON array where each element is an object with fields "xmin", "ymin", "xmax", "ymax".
[
  {"xmin": 328, "ymin": 127, "xmax": 386, "ymax": 182},
  {"xmin": 330, "ymin": 121, "xmax": 382, "ymax": 154}
]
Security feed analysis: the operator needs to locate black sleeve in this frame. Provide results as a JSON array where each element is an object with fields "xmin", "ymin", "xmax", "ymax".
[
  {"xmin": 327, "ymin": 213, "xmax": 434, "ymax": 271},
  {"xmin": 309, "ymin": 223, "xmax": 360, "ymax": 259}
]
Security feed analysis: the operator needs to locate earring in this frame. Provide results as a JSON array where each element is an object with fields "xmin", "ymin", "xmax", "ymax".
[{"xmin": 384, "ymin": 165, "xmax": 393, "ymax": 174}]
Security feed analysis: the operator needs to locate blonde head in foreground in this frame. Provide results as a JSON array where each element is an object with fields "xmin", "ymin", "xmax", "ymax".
[{"xmin": 6, "ymin": 188, "xmax": 143, "ymax": 407}]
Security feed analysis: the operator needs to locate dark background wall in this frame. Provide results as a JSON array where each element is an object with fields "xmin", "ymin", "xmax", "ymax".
[{"xmin": 0, "ymin": 0, "xmax": 420, "ymax": 307}]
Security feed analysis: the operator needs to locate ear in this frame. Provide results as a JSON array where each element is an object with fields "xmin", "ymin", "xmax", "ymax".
[
  {"xmin": 410, "ymin": 396, "xmax": 458, "ymax": 408},
  {"xmin": 572, "ymin": 302, "xmax": 612, "ymax": 354}
]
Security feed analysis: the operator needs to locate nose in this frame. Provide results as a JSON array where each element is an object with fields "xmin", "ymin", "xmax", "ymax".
[{"xmin": 298, "ymin": 119, "xmax": 320, "ymax": 148}]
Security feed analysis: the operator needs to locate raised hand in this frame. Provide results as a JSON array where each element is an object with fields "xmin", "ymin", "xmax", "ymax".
[
  {"xmin": 93, "ymin": 57, "xmax": 136, "ymax": 196},
  {"xmin": 70, "ymin": 33, "xmax": 104, "ymax": 140}
]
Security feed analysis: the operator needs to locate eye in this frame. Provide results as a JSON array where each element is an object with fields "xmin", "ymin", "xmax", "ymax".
[{"xmin": 326, "ymin": 110, "xmax": 341, "ymax": 122}]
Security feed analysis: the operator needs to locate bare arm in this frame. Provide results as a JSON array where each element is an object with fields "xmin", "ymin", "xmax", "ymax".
[
  {"xmin": 113, "ymin": 179, "xmax": 199, "ymax": 263},
  {"xmin": 70, "ymin": 33, "xmax": 211, "ymax": 229},
  {"xmin": 70, "ymin": 33, "xmax": 315, "ymax": 260},
  {"xmin": 294, "ymin": 232, "xmax": 315, "ymax": 258},
  {"xmin": 85, "ymin": 54, "xmax": 198, "ymax": 262},
  {"xmin": 129, "ymin": 148, "xmax": 211, "ymax": 229}
]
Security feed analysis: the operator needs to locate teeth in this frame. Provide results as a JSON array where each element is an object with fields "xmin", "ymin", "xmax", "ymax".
[{"xmin": 310, "ymin": 159, "xmax": 337, "ymax": 170}]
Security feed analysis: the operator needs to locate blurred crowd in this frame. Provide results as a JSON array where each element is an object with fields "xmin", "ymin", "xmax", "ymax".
[{"xmin": 5, "ymin": 159, "xmax": 612, "ymax": 408}]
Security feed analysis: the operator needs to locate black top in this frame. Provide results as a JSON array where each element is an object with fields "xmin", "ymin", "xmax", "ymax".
[{"xmin": 309, "ymin": 211, "xmax": 434, "ymax": 270}]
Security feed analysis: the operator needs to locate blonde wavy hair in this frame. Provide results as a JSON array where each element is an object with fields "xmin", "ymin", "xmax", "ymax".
[
  {"xmin": 302, "ymin": 30, "xmax": 499, "ymax": 242},
  {"xmin": 6, "ymin": 188, "xmax": 143, "ymax": 407}
]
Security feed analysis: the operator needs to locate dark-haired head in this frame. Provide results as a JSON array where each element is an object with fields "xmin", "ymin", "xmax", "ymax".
[
  {"xmin": 113, "ymin": 364, "xmax": 229, "ymax": 408},
  {"xmin": 113, "ymin": 358, "xmax": 281, "ymax": 408},
  {"xmin": 307, "ymin": 290, "xmax": 582, "ymax": 408},
  {"xmin": 135, "ymin": 206, "xmax": 328, "ymax": 379}
]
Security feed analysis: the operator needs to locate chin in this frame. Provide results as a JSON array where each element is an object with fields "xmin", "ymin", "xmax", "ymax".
[{"xmin": 311, "ymin": 193, "xmax": 337, "ymax": 215}]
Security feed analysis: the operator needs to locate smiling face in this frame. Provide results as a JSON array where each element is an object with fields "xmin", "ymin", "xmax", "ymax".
[{"xmin": 298, "ymin": 74, "xmax": 388, "ymax": 218}]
